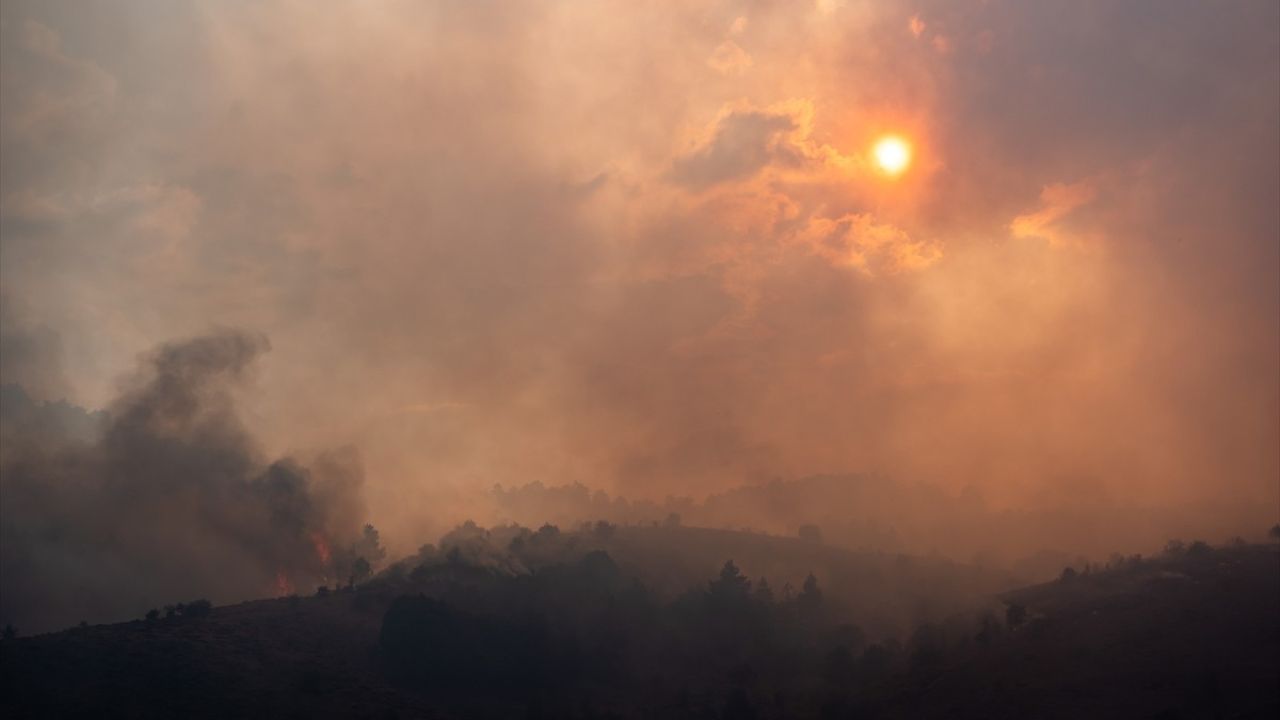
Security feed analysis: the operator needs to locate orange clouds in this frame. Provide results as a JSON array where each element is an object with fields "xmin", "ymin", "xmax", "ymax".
[{"xmin": 1010, "ymin": 182, "xmax": 1099, "ymax": 246}]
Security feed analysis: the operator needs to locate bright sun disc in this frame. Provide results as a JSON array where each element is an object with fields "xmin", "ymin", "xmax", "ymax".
[{"xmin": 873, "ymin": 136, "xmax": 912, "ymax": 175}]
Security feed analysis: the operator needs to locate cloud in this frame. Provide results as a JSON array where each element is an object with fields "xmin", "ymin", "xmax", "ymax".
[
  {"xmin": 1010, "ymin": 181, "xmax": 1098, "ymax": 246},
  {"xmin": 669, "ymin": 107, "xmax": 806, "ymax": 188},
  {"xmin": 789, "ymin": 214, "xmax": 941, "ymax": 274},
  {"xmin": 708, "ymin": 40, "xmax": 753, "ymax": 75}
]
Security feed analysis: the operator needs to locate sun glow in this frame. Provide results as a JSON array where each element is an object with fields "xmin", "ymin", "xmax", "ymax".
[{"xmin": 873, "ymin": 136, "xmax": 912, "ymax": 175}]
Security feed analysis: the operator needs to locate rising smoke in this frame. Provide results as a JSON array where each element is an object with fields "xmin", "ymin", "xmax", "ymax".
[{"xmin": 0, "ymin": 330, "xmax": 376, "ymax": 633}]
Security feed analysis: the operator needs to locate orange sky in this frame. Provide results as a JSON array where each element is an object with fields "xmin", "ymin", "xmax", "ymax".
[{"xmin": 2, "ymin": 0, "xmax": 1277, "ymax": 549}]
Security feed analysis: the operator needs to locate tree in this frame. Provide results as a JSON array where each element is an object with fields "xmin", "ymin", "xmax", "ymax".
[
  {"xmin": 350, "ymin": 556, "xmax": 372, "ymax": 586},
  {"xmin": 145, "ymin": 608, "xmax": 160, "ymax": 622},
  {"xmin": 1269, "ymin": 524, "xmax": 1280, "ymax": 543},
  {"xmin": 1060, "ymin": 566, "xmax": 1078, "ymax": 582},
  {"xmin": 753, "ymin": 577, "xmax": 774, "ymax": 604},
  {"xmin": 798, "ymin": 573, "xmax": 823, "ymax": 612},
  {"xmin": 2, "ymin": 624, "xmax": 15, "ymax": 641},
  {"xmin": 352, "ymin": 524, "xmax": 386, "ymax": 568},
  {"xmin": 1005, "ymin": 603, "xmax": 1028, "ymax": 629},
  {"xmin": 709, "ymin": 560, "xmax": 751, "ymax": 603},
  {"xmin": 798, "ymin": 524, "xmax": 824, "ymax": 543},
  {"xmin": 183, "ymin": 599, "xmax": 212, "ymax": 618},
  {"xmin": 534, "ymin": 523, "xmax": 560, "ymax": 542}
]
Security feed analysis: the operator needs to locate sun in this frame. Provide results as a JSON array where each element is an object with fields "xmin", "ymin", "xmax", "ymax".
[{"xmin": 872, "ymin": 136, "xmax": 912, "ymax": 176}]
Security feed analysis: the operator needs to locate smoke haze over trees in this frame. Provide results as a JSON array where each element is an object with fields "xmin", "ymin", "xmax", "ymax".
[{"xmin": 0, "ymin": 8, "xmax": 1277, "ymax": 716}]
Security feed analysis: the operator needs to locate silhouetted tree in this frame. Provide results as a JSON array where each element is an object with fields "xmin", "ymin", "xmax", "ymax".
[
  {"xmin": 860, "ymin": 643, "xmax": 893, "ymax": 682},
  {"xmin": 798, "ymin": 573, "xmax": 823, "ymax": 612},
  {"xmin": 145, "ymin": 608, "xmax": 159, "ymax": 622},
  {"xmin": 353, "ymin": 524, "xmax": 387, "ymax": 566},
  {"xmin": 2, "ymin": 624, "xmax": 15, "ymax": 640},
  {"xmin": 1060, "ymin": 567, "xmax": 1078, "ymax": 582},
  {"xmin": 798, "ymin": 524, "xmax": 824, "ymax": 543},
  {"xmin": 1006, "ymin": 602, "xmax": 1028, "ymax": 629},
  {"xmin": 534, "ymin": 523, "xmax": 560, "ymax": 542},
  {"xmin": 1270, "ymin": 524, "xmax": 1280, "ymax": 542},
  {"xmin": 1187, "ymin": 540, "xmax": 1212, "ymax": 555},
  {"xmin": 350, "ymin": 556, "xmax": 372, "ymax": 586},
  {"xmin": 976, "ymin": 613, "xmax": 1001, "ymax": 646},
  {"xmin": 182, "ymin": 599, "xmax": 212, "ymax": 618},
  {"xmin": 753, "ymin": 577, "xmax": 774, "ymax": 604},
  {"xmin": 709, "ymin": 560, "xmax": 751, "ymax": 603}
]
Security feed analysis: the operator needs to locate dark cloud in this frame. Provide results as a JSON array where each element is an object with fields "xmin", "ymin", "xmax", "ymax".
[
  {"xmin": 0, "ymin": 330, "xmax": 372, "ymax": 633},
  {"xmin": 0, "ymin": 294, "xmax": 70, "ymax": 401},
  {"xmin": 669, "ymin": 108, "xmax": 804, "ymax": 188}
]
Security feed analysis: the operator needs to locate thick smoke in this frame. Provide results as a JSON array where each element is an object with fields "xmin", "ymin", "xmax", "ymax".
[
  {"xmin": 0, "ymin": 1, "xmax": 1276, "ymax": 576},
  {"xmin": 0, "ymin": 330, "xmax": 373, "ymax": 633}
]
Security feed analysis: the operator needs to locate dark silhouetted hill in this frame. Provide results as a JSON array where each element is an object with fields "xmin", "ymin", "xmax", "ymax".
[{"xmin": 2, "ymin": 528, "xmax": 1276, "ymax": 719}]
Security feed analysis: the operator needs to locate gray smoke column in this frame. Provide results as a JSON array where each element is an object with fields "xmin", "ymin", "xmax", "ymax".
[{"xmin": 0, "ymin": 330, "xmax": 372, "ymax": 634}]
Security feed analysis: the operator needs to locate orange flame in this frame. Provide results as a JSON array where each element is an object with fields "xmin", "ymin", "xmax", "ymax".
[
  {"xmin": 274, "ymin": 570, "xmax": 294, "ymax": 597},
  {"xmin": 311, "ymin": 532, "xmax": 332, "ymax": 567}
]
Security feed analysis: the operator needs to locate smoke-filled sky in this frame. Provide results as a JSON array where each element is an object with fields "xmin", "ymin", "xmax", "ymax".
[{"xmin": 2, "ymin": 0, "xmax": 1278, "ymax": 552}]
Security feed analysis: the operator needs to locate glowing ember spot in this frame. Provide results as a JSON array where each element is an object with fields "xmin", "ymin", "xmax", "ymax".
[
  {"xmin": 311, "ymin": 532, "xmax": 332, "ymax": 567},
  {"xmin": 274, "ymin": 570, "xmax": 294, "ymax": 597}
]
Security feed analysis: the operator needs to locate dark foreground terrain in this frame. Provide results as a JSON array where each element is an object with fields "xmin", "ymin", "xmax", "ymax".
[{"xmin": 2, "ymin": 527, "xmax": 1277, "ymax": 719}]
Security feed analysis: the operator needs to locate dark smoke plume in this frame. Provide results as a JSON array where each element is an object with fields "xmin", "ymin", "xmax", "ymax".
[{"xmin": 0, "ymin": 330, "xmax": 373, "ymax": 633}]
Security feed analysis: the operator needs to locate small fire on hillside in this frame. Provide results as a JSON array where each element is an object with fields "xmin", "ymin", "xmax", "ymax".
[
  {"xmin": 311, "ymin": 532, "xmax": 332, "ymax": 567},
  {"xmin": 273, "ymin": 570, "xmax": 295, "ymax": 597}
]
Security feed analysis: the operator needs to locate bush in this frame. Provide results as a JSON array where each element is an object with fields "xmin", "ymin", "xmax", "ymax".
[
  {"xmin": 1187, "ymin": 540, "xmax": 1212, "ymax": 555},
  {"xmin": 183, "ymin": 599, "xmax": 213, "ymax": 618},
  {"xmin": 145, "ymin": 608, "xmax": 160, "ymax": 622}
]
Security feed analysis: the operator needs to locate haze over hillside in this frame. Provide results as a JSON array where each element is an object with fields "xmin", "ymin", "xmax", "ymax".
[{"xmin": 0, "ymin": 2, "xmax": 1277, "ymax": 714}]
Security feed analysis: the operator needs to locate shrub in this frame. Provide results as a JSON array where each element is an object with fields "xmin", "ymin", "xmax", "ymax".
[
  {"xmin": 183, "ymin": 599, "xmax": 213, "ymax": 618},
  {"xmin": 1187, "ymin": 540, "xmax": 1212, "ymax": 555}
]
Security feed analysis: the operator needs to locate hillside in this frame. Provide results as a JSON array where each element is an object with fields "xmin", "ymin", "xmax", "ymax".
[{"xmin": 2, "ymin": 529, "xmax": 1276, "ymax": 719}]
